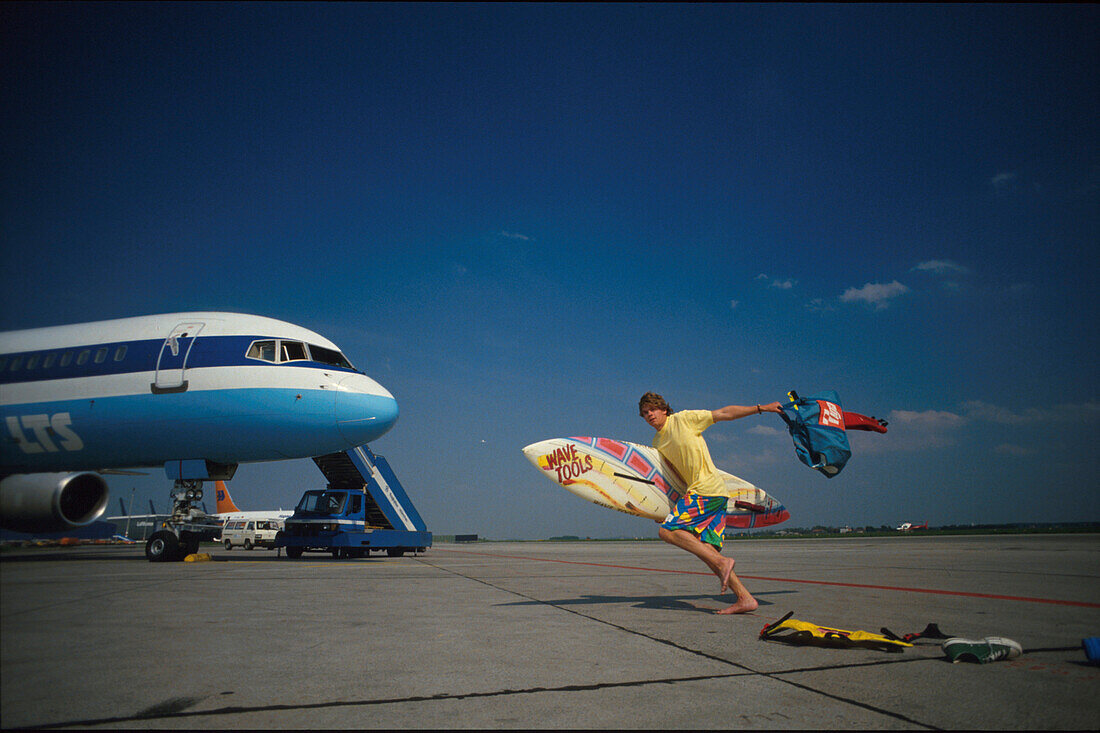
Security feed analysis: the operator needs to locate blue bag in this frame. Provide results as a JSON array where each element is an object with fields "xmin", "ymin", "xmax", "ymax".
[{"xmin": 779, "ymin": 390, "xmax": 851, "ymax": 478}]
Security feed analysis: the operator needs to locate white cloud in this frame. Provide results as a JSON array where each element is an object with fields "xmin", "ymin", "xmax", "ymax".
[
  {"xmin": 963, "ymin": 400, "xmax": 1100, "ymax": 425},
  {"xmin": 500, "ymin": 231, "xmax": 531, "ymax": 241},
  {"xmin": 839, "ymin": 280, "xmax": 910, "ymax": 309},
  {"xmin": 729, "ymin": 299, "xmax": 739, "ymax": 309},
  {"xmin": 756, "ymin": 274, "xmax": 796, "ymax": 289},
  {"xmin": 913, "ymin": 260, "xmax": 969, "ymax": 275},
  {"xmin": 883, "ymin": 409, "xmax": 965, "ymax": 449},
  {"xmin": 991, "ymin": 171, "xmax": 1018, "ymax": 189},
  {"xmin": 889, "ymin": 409, "xmax": 966, "ymax": 429},
  {"xmin": 849, "ymin": 401, "xmax": 1098, "ymax": 455},
  {"xmin": 747, "ymin": 425, "xmax": 783, "ymax": 437}
]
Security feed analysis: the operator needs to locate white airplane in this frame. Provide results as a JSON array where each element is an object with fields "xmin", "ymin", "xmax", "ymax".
[
  {"xmin": 211, "ymin": 480, "xmax": 292, "ymax": 524},
  {"xmin": 105, "ymin": 481, "xmax": 293, "ymax": 540},
  {"xmin": 103, "ymin": 497, "xmax": 170, "ymax": 541},
  {"xmin": 0, "ymin": 312, "xmax": 398, "ymax": 559}
]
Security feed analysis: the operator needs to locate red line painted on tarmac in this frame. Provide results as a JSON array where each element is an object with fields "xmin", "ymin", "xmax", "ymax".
[{"xmin": 434, "ymin": 548, "xmax": 1100, "ymax": 608}]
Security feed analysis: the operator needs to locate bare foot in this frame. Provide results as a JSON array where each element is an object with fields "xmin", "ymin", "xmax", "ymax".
[
  {"xmin": 714, "ymin": 596, "xmax": 759, "ymax": 615},
  {"xmin": 717, "ymin": 557, "xmax": 735, "ymax": 593}
]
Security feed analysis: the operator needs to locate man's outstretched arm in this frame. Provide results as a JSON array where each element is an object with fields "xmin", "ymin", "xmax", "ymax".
[{"xmin": 712, "ymin": 402, "xmax": 783, "ymax": 422}]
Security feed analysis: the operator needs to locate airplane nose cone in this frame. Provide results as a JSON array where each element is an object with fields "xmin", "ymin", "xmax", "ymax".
[{"xmin": 335, "ymin": 375, "xmax": 399, "ymax": 446}]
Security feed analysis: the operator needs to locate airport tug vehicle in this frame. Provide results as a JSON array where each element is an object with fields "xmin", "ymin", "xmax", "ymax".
[{"xmin": 276, "ymin": 446, "xmax": 431, "ymax": 558}]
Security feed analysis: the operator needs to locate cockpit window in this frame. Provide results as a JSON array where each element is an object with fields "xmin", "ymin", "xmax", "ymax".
[
  {"xmin": 280, "ymin": 341, "xmax": 308, "ymax": 362},
  {"xmin": 307, "ymin": 344, "xmax": 353, "ymax": 369},
  {"xmin": 246, "ymin": 340, "xmax": 277, "ymax": 363},
  {"xmin": 246, "ymin": 339, "xmax": 353, "ymax": 369}
]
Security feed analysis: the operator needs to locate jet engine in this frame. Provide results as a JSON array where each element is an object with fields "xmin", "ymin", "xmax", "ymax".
[{"xmin": 0, "ymin": 473, "xmax": 110, "ymax": 533}]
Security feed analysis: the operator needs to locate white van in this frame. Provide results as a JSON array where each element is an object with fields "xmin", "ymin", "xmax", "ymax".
[{"xmin": 222, "ymin": 519, "xmax": 282, "ymax": 550}]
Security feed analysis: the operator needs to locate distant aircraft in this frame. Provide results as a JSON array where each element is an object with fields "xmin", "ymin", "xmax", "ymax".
[
  {"xmin": 102, "ymin": 497, "xmax": 170, "ymax": 541},
  {"xmin": 105, "ymin": 481, "xmax": 290, "ymax": 541},
  {"xmin": 896, "ymin": 521, "xmax": 928, "ymax": 531},
  {"xmin": 212, "ymin": 480, "xmax": 292, "ymax": 524},
  {"xmin": 0, "ymin": 312, "xmax": 398, "ymax": 559}
]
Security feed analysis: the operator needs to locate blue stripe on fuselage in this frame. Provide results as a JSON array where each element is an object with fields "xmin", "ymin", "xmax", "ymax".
[
  {"xmin": 0, "ymin": 387, "xmax": 396, "ymax": 471},
  {"xmin": 0, "ymin": 335, "xmax": 360, "ymax": 385}
]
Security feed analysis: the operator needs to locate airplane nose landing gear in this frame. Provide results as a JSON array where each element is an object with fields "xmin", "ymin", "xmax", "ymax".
[{"xmin": 144, "ymin": 479, "xmax": 223, "ymax": 562}]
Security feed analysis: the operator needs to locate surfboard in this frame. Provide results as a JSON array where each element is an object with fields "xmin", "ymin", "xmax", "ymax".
[{"xmin": 521, "ymin": 436, "xmax": 790, "ymax": 529}]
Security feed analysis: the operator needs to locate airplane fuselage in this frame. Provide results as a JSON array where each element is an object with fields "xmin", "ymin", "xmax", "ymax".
[
  {"xmin": 215, "ymin": 510, "xmax": 294, "ymax": 522},
  {"xmin": 0, "ymin": 312, "xmax": 398, "ymax": 473}
]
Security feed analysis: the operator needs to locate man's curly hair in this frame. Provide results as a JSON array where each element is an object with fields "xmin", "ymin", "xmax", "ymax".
[{"xmin": 638, "ymin": 391, "xmax": 673, "ymax": 416}]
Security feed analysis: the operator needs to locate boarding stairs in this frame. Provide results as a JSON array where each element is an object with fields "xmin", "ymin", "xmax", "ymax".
[{"xmin": 312, "ymin": 446, "xmax": 428, "ymax": 533}]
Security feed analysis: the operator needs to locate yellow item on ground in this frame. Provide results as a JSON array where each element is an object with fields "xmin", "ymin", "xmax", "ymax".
[{"xmin": 760, "ymin": 611, "xmax": 913, "ymax": 652}]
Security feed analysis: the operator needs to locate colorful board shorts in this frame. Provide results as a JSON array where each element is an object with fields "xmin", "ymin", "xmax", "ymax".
[{"xmin": 661, "ymin": 494, "xmax": 728, "ymax": 551}]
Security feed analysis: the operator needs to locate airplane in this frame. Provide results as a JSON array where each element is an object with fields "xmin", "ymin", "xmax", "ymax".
[
  {"xmin": 105, "ymin": 481, "xmax": 290, "ymax": 540},
  {"xmin": 104, "ymin": 498, "xmax": 171, "ymax": 541},
  {"xmin": 0, "ymin": 311, "xmax": 399, "ymax": 560},
  {"xmin": 211, "ymin": 480, "xmax": 292, "ymax": 524}
]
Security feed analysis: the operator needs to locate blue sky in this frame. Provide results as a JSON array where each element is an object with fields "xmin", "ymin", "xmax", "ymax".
[{"xmin": 2, "ymin": 3, "xmax": 1097, "ymax": 538}]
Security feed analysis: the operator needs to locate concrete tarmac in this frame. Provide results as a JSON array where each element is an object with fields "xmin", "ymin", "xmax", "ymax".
[{"xmin": 2, "ymin": 534, "xmax": 1098, "ymax": 730}]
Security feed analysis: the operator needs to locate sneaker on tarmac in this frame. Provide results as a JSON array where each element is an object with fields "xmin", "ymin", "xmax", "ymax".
[{"xmin": 942, "ymin": 637, "xmax": 1023, "ymax": 664}]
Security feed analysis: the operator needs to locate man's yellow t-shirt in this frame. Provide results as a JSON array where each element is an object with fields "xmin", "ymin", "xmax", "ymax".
[{"xmin": 652, "ymin": 410, "xmax": 727, "ymax": 497}]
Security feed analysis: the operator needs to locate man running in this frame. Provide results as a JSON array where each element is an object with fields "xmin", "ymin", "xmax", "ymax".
[{"xmin": 639, "ymin": 391, "xmax": 782, "ymax": 615}]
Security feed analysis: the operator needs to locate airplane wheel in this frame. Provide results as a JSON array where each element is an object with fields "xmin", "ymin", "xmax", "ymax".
[
  {"xmin": 179, "ymin": 531, "xmax": 200, "ymax": 556},
  {"xmin": 224, "ymin": 540, "xmax": 232, "ymax": 550},
  {"xmin": 146, "ymin": 531, "xmax": 181, "ymax": 562}
]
